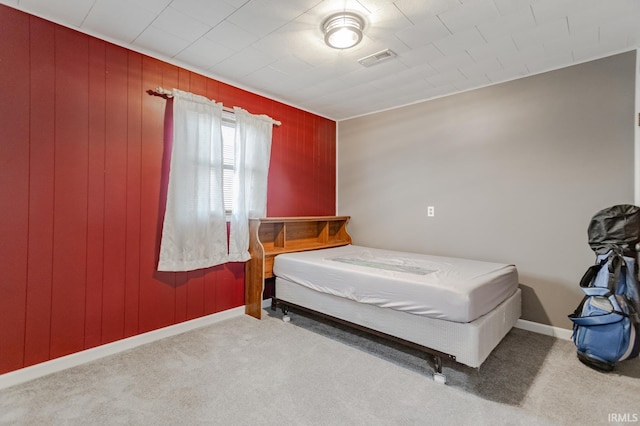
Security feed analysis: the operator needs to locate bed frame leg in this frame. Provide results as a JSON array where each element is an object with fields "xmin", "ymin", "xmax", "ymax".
[{"xmin": 432, "ymin": 355, "xmax": 446, "ymax": 384}]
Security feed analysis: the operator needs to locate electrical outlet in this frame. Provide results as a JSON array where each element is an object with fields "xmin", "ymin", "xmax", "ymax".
[{"xmin": 427, "ymin": 206, "xmax": 435, "ymax": 217}]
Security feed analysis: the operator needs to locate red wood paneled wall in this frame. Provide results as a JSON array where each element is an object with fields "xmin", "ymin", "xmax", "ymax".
[{"xmin": 0, "ymin": 5, "xmax": 336, "ymax": 374}]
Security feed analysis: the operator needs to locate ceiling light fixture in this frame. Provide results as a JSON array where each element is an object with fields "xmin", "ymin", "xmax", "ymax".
[{"xmin": 323, "ymin": 12, "xmax": 364, "ymax": 49}]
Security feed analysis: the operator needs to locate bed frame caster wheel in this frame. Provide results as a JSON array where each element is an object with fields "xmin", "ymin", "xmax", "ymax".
[
  {"xmin": 432, "ymin": 355, "xmax": 446, "ymax": 384},
  {"xmin": 433, "ymin": 372, "xmax": 447, "ymax": 384},
  {"xmin": 281, "ymin": 305, "xmax": 290, "ymax": 322}
]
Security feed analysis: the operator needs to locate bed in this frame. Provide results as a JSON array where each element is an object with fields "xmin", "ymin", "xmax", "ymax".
[{"xmin": 244, "ymin": 216, "xmax": 521, "ymax": 383}]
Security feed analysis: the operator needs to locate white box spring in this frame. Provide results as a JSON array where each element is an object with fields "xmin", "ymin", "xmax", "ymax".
[{"xmin": 275, "ymin": 277, "xmax": 522, "ymax": 368}]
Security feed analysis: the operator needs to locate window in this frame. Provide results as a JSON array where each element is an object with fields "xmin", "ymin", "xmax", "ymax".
[
  {"xmin": 221, "ymin": 112, "xmax": 235, "ymax": 215},
  {"xmin": 159, "ymin": 91, "xmax": 276, "ymax": 270}
]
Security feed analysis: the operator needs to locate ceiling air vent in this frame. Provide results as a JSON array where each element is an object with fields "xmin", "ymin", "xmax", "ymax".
[{"xmin": 358, "ymin": 49, "xmax": 397, "ymax": 67}]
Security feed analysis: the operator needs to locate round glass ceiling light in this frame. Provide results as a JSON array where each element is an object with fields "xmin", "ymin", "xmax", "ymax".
[{"xmin": 323, "ymin": 12, "xmax": 364, "ymax": 49}]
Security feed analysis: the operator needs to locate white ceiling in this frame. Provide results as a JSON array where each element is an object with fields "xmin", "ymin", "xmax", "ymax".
[{"xmin": 4, "ymin": 0, "xmax": 640, "ymax": 120}]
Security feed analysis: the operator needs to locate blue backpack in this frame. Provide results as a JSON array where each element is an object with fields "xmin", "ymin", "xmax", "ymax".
[{"xmin": 569, "ymin": 205, "xmax": 640, "ymax": 371}]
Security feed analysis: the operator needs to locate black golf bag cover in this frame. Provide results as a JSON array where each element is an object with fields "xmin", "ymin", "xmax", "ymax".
[{"xmin": 569, "ymin": 204, "xmax": 640, "ymax": 371}]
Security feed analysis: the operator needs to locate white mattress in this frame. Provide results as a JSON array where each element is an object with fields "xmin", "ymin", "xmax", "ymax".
[{"xmin": 273, "ymin": 245, "xmax": 518, "ymax": 323}]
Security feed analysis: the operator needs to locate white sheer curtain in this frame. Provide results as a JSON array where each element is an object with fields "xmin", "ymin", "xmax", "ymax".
[
  {"xmin": 228, "ymin": 107, "xmax": 274, "ymax": 262},
  {"xmin": 158, "ymin": 89, "xmax": 228, "ymax": 272}
]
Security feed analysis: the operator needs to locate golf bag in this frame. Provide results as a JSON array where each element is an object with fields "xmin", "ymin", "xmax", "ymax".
[{"xmin": 568, "ymin": 204, "xmax": 640, "ymax": 371}]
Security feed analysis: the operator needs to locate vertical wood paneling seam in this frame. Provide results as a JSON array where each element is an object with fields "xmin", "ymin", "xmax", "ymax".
[
  {"xmin": 100, "ymin": 43, "xmax": 107, "ymax": 346},
  {"xmin": 123, "ymin": 53, "xmax": 130, "ymax": 339},
  {"xmin": 83, "ymin": 34, "xmax": 89, "ymax": 350},
  {"xmin": 22, "ymin": 16, "xmax": 33, "ymax": 369},
  {"xmin": 83, "ymin": 35, "xmax": 91, "ymax": 350},
  {"xmin": 83, "ymin": 36, "xmax": 89, "ymax": 350},
  {"xmin": 47, "ymin": 24, "xmax": 57, "ymax": 361},
  {"xmin": 133, "ymin": 57, "xmax": 143, "ymax": 337},
  {"xmin": 124, "ymin": 52, "xmax": 143, "ymax": 337},
  {"xmin": 138, "ymin": 66, "xmax": 144, "ymax": 336},
  {"xmin": 90, "ymin": 41, "xmax": 107, "ymax": 344},
  {"xmin": 82, "ymin": 35, "xmax": 91, "ymax": 349}
]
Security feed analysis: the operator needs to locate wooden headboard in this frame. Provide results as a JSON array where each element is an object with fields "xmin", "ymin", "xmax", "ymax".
[{"xmin": 245, "ymin": 216, "xmax": 352, "ymax": 319}]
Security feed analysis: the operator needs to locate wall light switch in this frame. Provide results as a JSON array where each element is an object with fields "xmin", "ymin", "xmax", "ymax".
[{"xmin": 427, "ymin": 206, "xmax": 435, "ymax": 217}]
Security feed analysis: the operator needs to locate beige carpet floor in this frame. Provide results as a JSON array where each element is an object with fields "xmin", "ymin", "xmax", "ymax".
[{"xmin": 1, "ymin": 308, "xmax": 639, "ymax": 425}]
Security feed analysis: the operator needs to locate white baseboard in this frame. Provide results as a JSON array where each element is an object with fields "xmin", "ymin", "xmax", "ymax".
[
  {"xmin": 0, "ymin": 306, "xmax": 245, "ymax": 391},
  {"xmin": 515, "ymin": 319, "xmax": 573, "ymax": 340}
]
